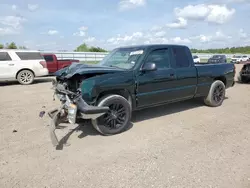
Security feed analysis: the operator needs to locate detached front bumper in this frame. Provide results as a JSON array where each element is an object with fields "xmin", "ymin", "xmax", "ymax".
[
  {"xmin": 48, "ymin": 107, "xmax": 63, "ymax": 146},
  {"xmin": 47, "ymin": 89, "xmax": 109, "ymax": 147}
]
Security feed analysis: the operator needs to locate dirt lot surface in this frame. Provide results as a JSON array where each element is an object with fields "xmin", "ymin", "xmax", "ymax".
[{"xmin": 0, "ymin": 78, "xmax": 250, "ymax": 188}]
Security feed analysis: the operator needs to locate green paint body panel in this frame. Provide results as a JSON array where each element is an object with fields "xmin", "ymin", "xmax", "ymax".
[{"xmin": 54, "ymin": 44, "xmax": 235, "ymax": 111}]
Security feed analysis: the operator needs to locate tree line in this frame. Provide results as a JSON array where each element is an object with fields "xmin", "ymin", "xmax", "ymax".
[
  {"xmin": 74, "ymin": 43, "xmax": 107, "ymax": 52},
  {"xmin": 0, "ymin": 42, "xmax": 107, "ymax": 52},
  {"xmin": 0, "ymin": 42, "xmax": 27, "ymax": 49},
  {"xmin": 1, "ymin": 42, "xmax": 250, "ymax": 54},
  {"xmin": 191, "ymin": 46, "xmax": 250, "ymax": 54}
]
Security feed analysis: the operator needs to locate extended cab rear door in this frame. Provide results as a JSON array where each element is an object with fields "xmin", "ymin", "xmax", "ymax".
[{"xmin": 170, "ymin": 46, "xmax": 197, "ymax": 100}]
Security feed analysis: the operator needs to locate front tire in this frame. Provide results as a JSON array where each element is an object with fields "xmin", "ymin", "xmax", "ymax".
[
  {"xmin": 92, "ymin": 95, "xmax": 132, "ymax": 135},
  {"xmin": 17, "ymin": 70, "xmax": 34, "ymax": 85},
  {"xmin": 204, "ymin": 80, "xmax": 226, "ymax": 107}
]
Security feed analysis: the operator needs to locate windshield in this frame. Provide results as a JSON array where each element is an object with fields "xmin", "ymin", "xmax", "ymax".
[
  {"xmin": 235, "ymin": 56, "xmax": 242, "ymax": 58},
  {"xmin": 98, "ymin": 48, "xmax": 144, "ymax": 69}
]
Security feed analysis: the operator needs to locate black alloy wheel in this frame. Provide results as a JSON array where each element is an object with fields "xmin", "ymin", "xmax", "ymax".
[
  {"xmin": 92, "ymin": 95, "xmax": 131, "ymax": 135},
  {"xmin": 99, "ymin": 102, "xmax": 127, "ymax": 129},
  {"xmin": 204, "ymin": 80, "xmax": 226, "ymax": 107},
  {"xmin": 212, "ymin": 84, "xmax": 224, "ymax": 104}
]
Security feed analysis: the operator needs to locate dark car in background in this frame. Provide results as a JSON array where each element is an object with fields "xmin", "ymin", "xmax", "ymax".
[
  {"xmin": 238, "ymin": 61, "xmax": 250, "ymax": 83},
  {"xmin": 207, "ymin": 55, "xmax": 227, "ymax": 64}
]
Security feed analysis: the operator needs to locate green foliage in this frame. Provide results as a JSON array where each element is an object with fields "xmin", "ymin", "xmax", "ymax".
[
  {"xmin": 74, "ymin": 43, "xmax": 88, "ymax": 52},
  {"xmin": 191, "ymin": 46, "xmax": 250, "ymax": 54},
  {"xmin": 0, "ymin": 42, "xmax": 28, "ymax": 49},
  {"xmin": 5, "ymin": 42, "xmax": 17, "ymax": 49},
  {"xmin": 74, "ymin": 43, "xmax": 107, "ymax": 52},
  {"xmin": 88, "ymin": 46, "xmax": 107, "ymax": 52},
  {"xmin": 18, "ymin": 46, "xmax": 27, "ymax": 49}
]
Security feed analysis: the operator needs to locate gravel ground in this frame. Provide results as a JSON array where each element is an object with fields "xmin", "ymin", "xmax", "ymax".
[{"xmin": 0, "ymin": 77, "xmax": 250, "ymax": 188}]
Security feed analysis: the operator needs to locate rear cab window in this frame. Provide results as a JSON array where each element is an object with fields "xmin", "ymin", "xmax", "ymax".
[
  {"xmin": 0, "ymin": 52, "xmax": 12, "ymax": 61},
  {"xmin": 15, "ymin": 52, "xmax": 44, "ymax": 60}
]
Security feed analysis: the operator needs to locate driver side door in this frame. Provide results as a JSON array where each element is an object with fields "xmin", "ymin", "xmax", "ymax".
[{"xmin": 136, "ymin": 48, "xmax": 177, "ymax": 108}]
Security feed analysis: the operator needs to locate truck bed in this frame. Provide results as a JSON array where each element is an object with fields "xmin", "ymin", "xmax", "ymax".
[{"xmin": 195, "ymin": 62, "xmax": 235, "ymax": 89}]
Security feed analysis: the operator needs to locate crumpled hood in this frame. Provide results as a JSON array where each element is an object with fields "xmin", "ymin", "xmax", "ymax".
[{"xmin": 54, "ymin": 63, "xmax": 125, "ymax": 79}]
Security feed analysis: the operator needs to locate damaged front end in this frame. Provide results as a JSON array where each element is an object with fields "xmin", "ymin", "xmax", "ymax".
[{"xmin": 47, "ymin": 79, "xmax": 109, "ymax": 147}]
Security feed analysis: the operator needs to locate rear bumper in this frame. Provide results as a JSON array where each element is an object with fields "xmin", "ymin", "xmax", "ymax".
[{"xmin": 47, "ymin": 94, "xmax": 109, "ymax": 147}]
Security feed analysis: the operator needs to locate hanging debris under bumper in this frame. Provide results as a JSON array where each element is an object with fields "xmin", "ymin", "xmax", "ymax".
[{"xmin": 47, "ymin": 81, "xmax": 109, "ymax": 147}]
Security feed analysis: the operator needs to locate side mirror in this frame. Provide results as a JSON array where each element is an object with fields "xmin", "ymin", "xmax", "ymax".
[{"xmin": 141, "ymin": 62, "xmax": 157, "ymax": 72}]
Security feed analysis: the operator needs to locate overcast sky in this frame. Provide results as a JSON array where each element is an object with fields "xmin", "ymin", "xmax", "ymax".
[{"xmin": 0, "ymin": 0, "xmax": 250, "ymax": 51}]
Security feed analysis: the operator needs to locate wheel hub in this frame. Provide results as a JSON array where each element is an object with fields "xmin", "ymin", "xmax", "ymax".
[
  {"xmin": 213, "ymin": 85, "xmax": 224, "ymax": 103},
  {"xmin": 98, "ymin": 103, "xmax": 127, "ymax": 129},
  {"xmin": 110, "ymin": 111, "xmax": 118, "ymax": 119},
  {"xmin": 20, "ymin": 72, "xmax": 32, "ymax": 83}
]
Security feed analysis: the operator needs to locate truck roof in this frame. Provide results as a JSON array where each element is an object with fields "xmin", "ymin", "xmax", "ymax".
[{"xmin": 116, "ymin": 44, "xmax": 188, "ymax": 49}]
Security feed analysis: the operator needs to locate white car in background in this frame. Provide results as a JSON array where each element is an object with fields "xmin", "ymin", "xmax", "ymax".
[
  {"xmin": 231, "ymin": 55, "xmax": 249, "ymax": 63},
  {"xmin": 0, "ymin": 50, "xmax": 49, "ymax": 85},
  {"xmin": 193, "ymin": 55, "xmax": 200, "ymax": 63},
  {"xmin": 242, "ymin": 55, "xmax": 249, "ymax": 61}
]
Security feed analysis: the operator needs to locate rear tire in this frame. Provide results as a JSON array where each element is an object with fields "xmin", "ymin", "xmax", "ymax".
[
  {"xmin": 92, "ymin": 95, "xmax": 131, "ymax": 135},
  {"xmin": 17, "ymin": 70, "xmax": 34, "ymax": 85},
  {"xmin": 204, "ymin": 80, "xmax": 226, "ymax": 107}
]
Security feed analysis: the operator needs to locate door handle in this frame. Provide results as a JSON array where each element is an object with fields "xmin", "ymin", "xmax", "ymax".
[{"xmin": 8, "ymin": 64, "xmax": 14, "ymax": 66}]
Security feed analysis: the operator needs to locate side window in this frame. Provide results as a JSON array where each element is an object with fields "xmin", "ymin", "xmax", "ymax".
[
  {"xmin": 145, "ymin": 48, "xmax": 170, "ymax": 69},
  {"xmin": 43, "ymin": 55, "xmax": 54, "ymax": 62},
  {"xmin": 0, "ymin": 52, "xmax": 12, "ymax": 61},
  {"xmin": 16, "ymin": 52, "xmax": 44, "ymax": 60},
  {"xmin": 172, "ymin": 47, "xmax": 191, "ymax": 68}
]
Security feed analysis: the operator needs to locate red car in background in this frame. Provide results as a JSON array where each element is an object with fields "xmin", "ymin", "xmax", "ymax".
[{"xmin": 42, "ymin": 53, "xmax": 79, "ymax": 74}]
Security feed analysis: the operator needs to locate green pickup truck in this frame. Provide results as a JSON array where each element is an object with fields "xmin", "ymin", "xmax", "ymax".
[{"xmin": 48, "ymin": 44, "xmax": 235, "ymax": 146}]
